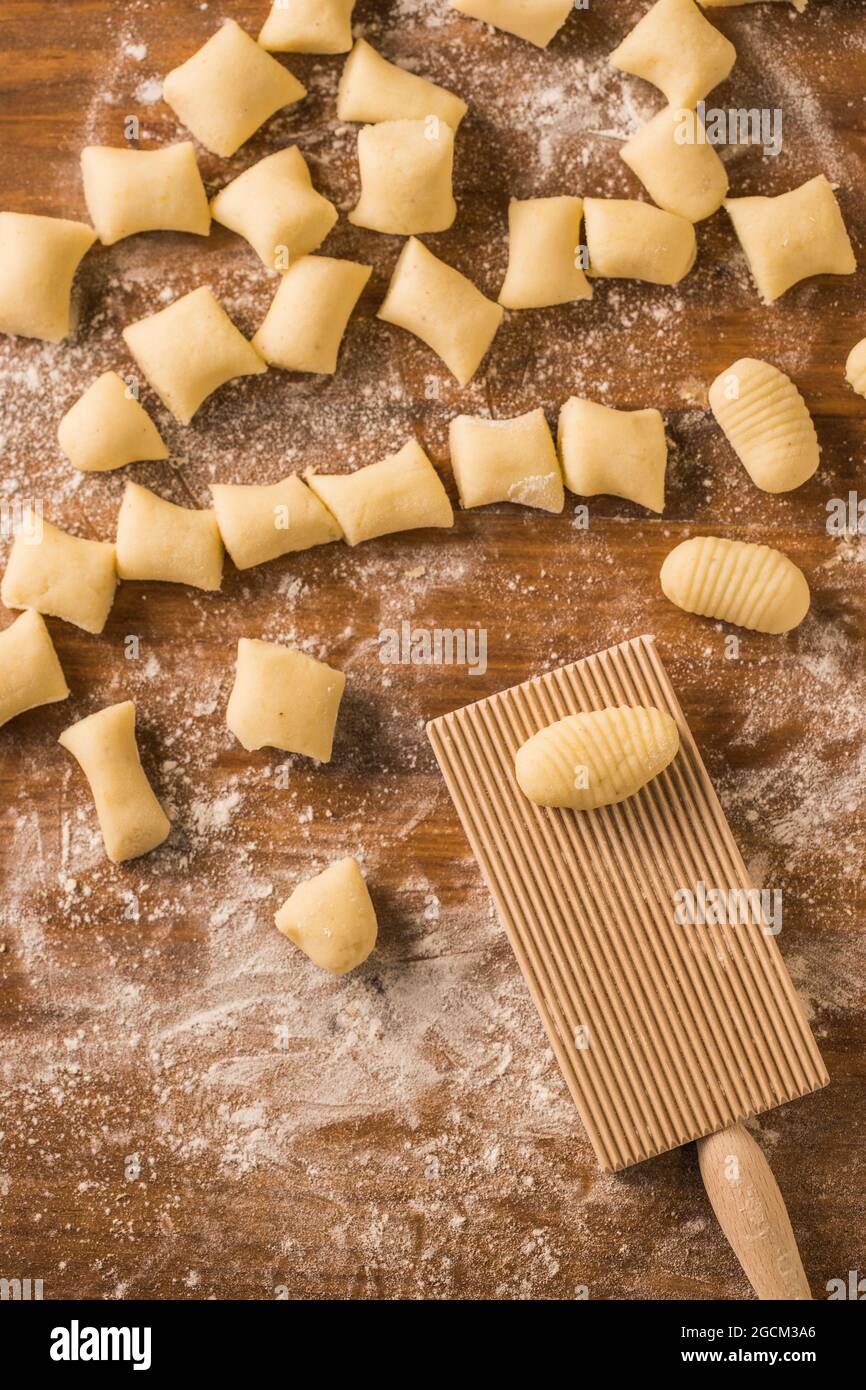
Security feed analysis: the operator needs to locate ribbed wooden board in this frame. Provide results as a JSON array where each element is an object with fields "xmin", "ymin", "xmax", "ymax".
[{"xmin": 428, "ymin": 635, "xmax": 829, "ymax": 1172}]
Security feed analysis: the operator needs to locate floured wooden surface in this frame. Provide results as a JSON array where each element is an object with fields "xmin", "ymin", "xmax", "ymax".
[{"xmin": 0, "ymin": 0, "xmax": 863, "ymax": 1299}]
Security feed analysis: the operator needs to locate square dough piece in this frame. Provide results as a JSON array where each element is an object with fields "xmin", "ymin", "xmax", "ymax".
[
  {"xmin": 620, "ymin": 105, "xmax": 728, "ymax": 224},
  {"xmin": 558, "ymin": 397, "xmax": 668, "ymax": 513},
  {"xmin": 583, "ymin": 198, "xmax": 697, "ymax": 286},
  {"xmin": 377, "ymin": 237, "xmax": 503, "ymax": 386},
  {"xmin": 259, "ymin": 0, "xmax": 355, "ymax": 53},
  {"xmin": 349, "ymin": 119, "xmax": 456, "ymax": 236},
  {"xmin": 305, "ymin": 439, "xmax": 453, "ymax": 546},
  {"xmin": 609, "ymin": 0, "xmax": 736, "ymax": 108},
  {"xmin": 724, "ymin": 175, "xmax": 856, "ymax": 303},
  {"xmin": 337, "ymin": 38, "xmax": 467, "ymax": 129},
  {"xmin": 1, "ymin": 519, "xmax": 117, "ymax": 635},
  {"xmin": 275, "ymin": 858, "xmax": 378, "ymax": 976},
  {"xmin": 210, "ymin": 147, "xmax": 337, "ymax": 271},
  {"xmin": 0, "ymin": 212, "xmax": 96, "ymax": 343},
  {"xmin": 58, "ymin": 371, "xmax": 168, "ymax": 473},
  {"xmin": 252, "ymin": 255, "xmax": 371, "ymax": 374},
  {"xmin": 162, "ymin": 19, "xmax": 306, "ymax": 158},
  {"xmin": 212, "ymin": 474, "xmax": 343, "ymax": 570},
  {"xmin": 449, "ymin": 409, "xmax": 564, "ymax": 512},
  {"xmin": 123, "ymin": 286, "xmax": 266, "ymax": 424},
  {"xmin": 450, "ymin": 0, "xmax": 574, "ymax": 48},
  {"xmin": 80, "ymin": 143, "xmax": 210, "ymax": 245},
  {"xmin": 226, "ymin": 637, "xmax": 346, "ymax": 761},
  {"xmin": 0, "ymin": 610, "xmax": 70, "ymax": 730},
  {"xmin": 499, "ymin": 196, "xmax": 592, "ymax": 309},
  {"xmin": 116, "ymin": 482, "xmax": 224, "ymax": 591}
]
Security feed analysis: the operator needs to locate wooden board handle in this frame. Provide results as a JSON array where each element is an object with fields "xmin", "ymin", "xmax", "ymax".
[{"xmin": 697, "ymin": 1122, "xmax": 812, "ymax": 1300}]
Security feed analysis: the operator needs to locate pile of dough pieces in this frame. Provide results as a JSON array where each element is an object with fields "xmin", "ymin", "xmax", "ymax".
[{"xmin": 0, "ymin": 0, "xmax": 860, "ymax": 978}]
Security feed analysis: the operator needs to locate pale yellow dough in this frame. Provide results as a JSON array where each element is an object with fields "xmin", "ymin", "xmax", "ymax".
[
  {"xmin": 708, "ymin": 358, "xmax": 819, "ymax": 493},
  {"xmin": 609, "ymin": 0, "xmax": 736, "ymax": 108},
  {"xmin": 80, "ymin": 143, "xmax": 210, "ymax": 245},
  {"xmin": 253, "ymin": 256, "xmax": 371, "ymax": 374},
  {"xmin": 123, "ymin": 286, "xmax": 266, "ymax": 424},
  {"xmin": 558, "ymin": 397, "xmax": 667, "ymax": 513},
  {"xmin": 0, "ymin": 611, "xmax": 70, "ymax": 730},
  {"xmin": 621, "ymin": 106, "xmax": 729, "ymax": 224},
  {"xmin": 57, "ymin": 371, "xmax": 168, "ymax": 473},
  {"xmin": 515, "ymin": 706, "xmax": 680, "ymax": 811},
  {"xmin": 337, "ymin": 38, "xmax": 467, "ymax": 128},
  {"xmin": 498, "ymin": 196, "xmax": 592, "ymax": 309},
  {"xmin": 210, "ymin": 148, "xmax": 337, "ymax": 271},
  {"xmin": 583, "ymin": 198, "xmax": 696, "ymax": 286},
  {"xmin": 349, "ymin": 119, "xmax": 456, "ymax": 236},
  {"xmin": 58, "ymin": 701, "xmax": 171, "ymax": 863},
  {"xmin": 845, "ymin": 338, "xmax": 866, "ymax": 400},
  {"xmin": 660, "ymin": 536, "xmax": 810, "ymax": 633},
  {"xmin": 0, "ymin": 212, "xmax": 96, "ymax": 342},
  {"xmin": 162, "ymin": 19, "xmax": 306, "ymax": 158},
  {"xmin": 377, "ymin": 237, "xmax": 503, "ymax": 386},
  {"xmin": 226, "ymin": 638, "xmax": 346, "ymax": 761},
  {"xmin": 1, "ymin": 519, "xmax": 117, "ymax": 635},
  {"xmin": 259, "ymin": 0, "xmax": 355, "ymax": 53},
  {"xmin": 724, "ymin": 175, "xmax": 856, "ymax": 303},
  {"xmin": 305, "ymin": 439, "xmax": 453, "ymax": 546},
  {"xmin": 212, "ymin": 475, "xmax": 342, "ymax": 571},
  {"xmin": 116, "ymin": 482, "xmax": 224, "ymax": 591},
  {"xmin": 275, "ymin": 857, "xmax": 378, "ymax": 975},
  {"xmin": 450, "ymin": 0, "xmax": 574, "ymax": 48},
  {"xmin": 449, "ymin": 409, "xmax": 564, "ymax": 512}
]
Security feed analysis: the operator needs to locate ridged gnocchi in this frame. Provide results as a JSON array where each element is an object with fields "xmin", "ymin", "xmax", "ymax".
[
  {"xmin": 845, "ymin": 337, "xmax": 866, "ymax": 400},
  {"xmin": 660, "ymin": 536, "xmax": 810, "ymax": 634},
  {"xmin": 515, "ymin": 705, "xmax": 680, "ymax": 811},
  {"xmin": 708, "ymin": 358, "xmax": 819, "ymax": 493}
]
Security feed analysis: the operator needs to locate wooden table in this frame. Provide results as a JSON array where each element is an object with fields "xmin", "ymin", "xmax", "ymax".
[{"xmin": 0, "ymin": 0, "xmax": 863, "ymax": 1301}]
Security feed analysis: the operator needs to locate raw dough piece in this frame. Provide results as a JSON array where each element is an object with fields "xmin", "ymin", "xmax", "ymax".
[
  {"xmin": 377, "ymin": 237, "xmax": 503, "ymax": 385},
  {"xmin": 709, "ymin": 358, "xmax": 819, "ymax": 493},
  {"xmin": 162, "ymin": 19, "xmax": 306, "ymax": 158},
  {"xmin": 226, "ymin": 638, "xmax": 345, "ymax": 761},
  {"xmin": 349, "ymin": 118, "xmax": 456, "ymax": 236},
  {"xmin": 621, "ymin": 105, "xmax": 728, "ymax": 223},
  {"xmin": 515, "ymin": 705, "xmax": 680, "ymax": 811},
  {"xmin": 123, "ymin": 286, "xmax": 266, "ymax": 424},
  {"xmin": 259, "ymin": 0, "xmax": 355, "ymax": 53},
  {"xmin": 209, "ymin": 147, "xmax": 337, "ymax": 271},
  {"xmin": 449, "ymin": 409, "xmax": 564, "ymax": 512},
  {"xmin": 609, "ymin": 0, "xmax": 736, "ymax": 107},
  {"xmin": 558, "ymin": 397, "xmax": 667, "ymax": 512},
  {"xmin": 116, "ymin": 482, "xmax": 224, "ymax": 591},
  {"xmin": 80, "ymin": 143, "xmax": 210, "ymax": 245},
  {"xmin": 583, "ymin": 198, "xmax": 696, "ymax": 286},
  {"xmin": 845, "ymin": 338, "xmax": 866, "ymax": 400},
  {"xmin": 57, "ymin": 371, "xmax": 168, "ymax": 473},
  {"xmin": 337, "ymin": 38, "xmax": 467, "ymax": 128},
  {"xmin": 58, "ymin": 701, "xmax": 170, "ymax": 863},
  {"xmin": 660, "ymin": 536, "xmax": 810, "ymax": 633},
  {"xmin": 0, "ymin": 611, "xmax": 69, "ymax": 730},
  {"xmin": 498, "ymin": 196, "xmax": 592, "ymax": 309},
  {"xmin": 450, "ymin": 0, "xmax": 574, "ymax": 48},
  {"xmin": 275, "ymin": 857, "xmax": 377, "ymax": 975},
  {"xmin": 305, "ymin": 439, "xmax": 453, "ymax": 546},
  {"xmin": 252, "ymin": 256, "xmax": 371, "ymax": 373},
  {"xmin": 1, "ymin": 520, "xmax": 117, "ymax": 635},
  {"xmin": 724, "ymin": 175, "xmax": 856, "ymax": 303},
  {"xmin": 212, "ymin": 475, "xmax": 342, "ymax": 570},
  {"xmin": 0, "ymin": 212, "xmax": 96, "ymax": 342}
]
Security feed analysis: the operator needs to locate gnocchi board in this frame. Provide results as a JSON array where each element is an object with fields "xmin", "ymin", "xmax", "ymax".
[
  {"xmin": 0, "ymin": 0, "xmax": 864, "ymax": 1300},
  {"xmin": 427, "ymin": 633, "xmax": 828, "ymax": 1173}
]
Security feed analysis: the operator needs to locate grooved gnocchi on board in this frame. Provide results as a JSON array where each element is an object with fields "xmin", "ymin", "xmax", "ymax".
[
  {"xmin": 660, "ymin": 536, "xmax": 811, "ymax": 634},
  {"xmin": 515, "ymin": 705, "xmax": 681, "ymax": 811}
]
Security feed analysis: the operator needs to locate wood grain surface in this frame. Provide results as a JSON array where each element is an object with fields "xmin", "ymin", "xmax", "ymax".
[{"xmin": 0, "ymin": 0, "xmax": 863, "ymax": 1301}]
